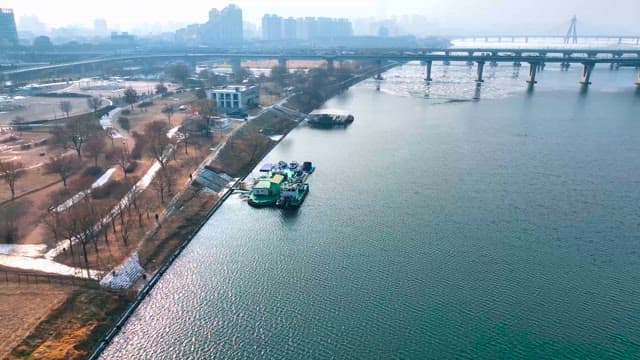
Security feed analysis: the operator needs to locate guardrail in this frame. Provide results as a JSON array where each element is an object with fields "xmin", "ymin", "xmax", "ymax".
[{"xmin": 0, "ymin": 268, "xmax": 99, "ymax": 288}]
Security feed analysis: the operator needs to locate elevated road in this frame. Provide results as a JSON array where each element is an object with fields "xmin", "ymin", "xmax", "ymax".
[{"xmin": 2, "ymin": 48, "xmax": 639, "ymax": 88}]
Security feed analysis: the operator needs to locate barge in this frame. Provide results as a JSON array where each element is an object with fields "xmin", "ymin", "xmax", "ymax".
[
  {"xmin": 308, "ymin": 109, "xmax": 354, "ymax": 128},
  {"xmin": 248, "ymin": 161, "xmax": 314, "ymax": 209}
]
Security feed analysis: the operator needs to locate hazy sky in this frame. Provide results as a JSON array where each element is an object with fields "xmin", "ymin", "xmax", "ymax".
[{"xmin": 3, "ymin": 0, "xmax": 639, "ymax": 34}]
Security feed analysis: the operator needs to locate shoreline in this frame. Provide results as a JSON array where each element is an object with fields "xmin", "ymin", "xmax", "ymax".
[{"xmin": 86, "ymin": 62, "xmax": 398, "ymax": 359}]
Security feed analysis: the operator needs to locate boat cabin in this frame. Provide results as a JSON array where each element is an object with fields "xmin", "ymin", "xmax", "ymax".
[{"xmin": 252, "ymin": 180, "xmax": 272, "ymax": 196}]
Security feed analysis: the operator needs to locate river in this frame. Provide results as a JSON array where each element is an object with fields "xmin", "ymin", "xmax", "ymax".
[{"xmin": 101, "ymin": 62, "xmax": 640, "ymax": 359}]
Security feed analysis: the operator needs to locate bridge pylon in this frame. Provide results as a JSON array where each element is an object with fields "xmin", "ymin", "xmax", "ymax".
[{"xmin": 564, "ymin": 16, "xmax": 578, "ymax": 44}]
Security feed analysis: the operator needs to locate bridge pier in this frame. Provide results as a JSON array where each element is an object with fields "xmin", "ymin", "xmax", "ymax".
[
  {"xmin": 424, "ymin": 61, "xmax": 433, "ymax": 82},
  {"xmin": 526, "ymin": 62, "xmax": 539, "ymax": 88},
  {"xmin": 490, "ymin": 61, "xmax": 498, "ymax": 67},
  {"xmin": 473, "ymin": 83, "xmax": 482, "ymax": 100},
  {"xmin": 278, "ymin": 57, "xmax": 288, "ymax": 69},
  {"xmin": 561, "ymin": 53, "xmax": 571, "ymax": 71},
  {"xmin": 475, "ymin": 61, "xmax": 485, "ymax": 83},
  {"xmin": 513, "ymin": 62, "xmax": 522, "ymax": 68},
  {"xmin": 230, "ymin": 58, "xmax": 242, "ymax": 75},
  {"xmin": 580, "ymin": 62, "xmax": 595, "ymax": 85},
  {"xmin": 635, "ymin": 69, "xmax": 640, "ymax": 86},
  {"xmin": 374, "ymin": 59, "xmax": 383, "ymax": 80},
  {"xmin": 326, "ymin": 58, "xmax": 335, "ymax": 73}
]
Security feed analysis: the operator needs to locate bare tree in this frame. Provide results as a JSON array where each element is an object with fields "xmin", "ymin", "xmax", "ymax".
[
  {"xmin": 180, "ymin": 125, "xmax": 190, "ymax": 155},
  {"xmin": 151, "ymin": 167, "xmax": 176, "ymax": 204},
  {"xmin": 117, "ymin": 211, "xmax": 134, "ymax": 248},
  {"xmin": 109, "ymin": 145, "xmax": 131, "ymax": 177},
  {"xmin": 0, "ymin": 160, "xmax": 25, "ymax": 200},
  {"xmin": 138, "ymin": 190, "xmax": 157, "ymax": 223},
  {"xmin": 52, "ymin": 117, "xmax": 101, "ymax": 159},
  {"xmin": 0, "ymin": 200, "xmax": 31, "ymax": 243},
  {"xmin": 42, "ymin": 205, "xmax": 63, "ymax": 249},
  {"xmin": 84, "ymin": 135, "xmax": 107, "ymax": 167},
  {"xmin": 87, "ymin": 96, "xmax": 102, "ymax": 118},
  {"xmin": 162, "ymin": 104, "xmax": 175, "ymax": 126},
  {"xmin": 59, "ymin": 101, "xmax": 72, "ymax": 119},
  {"xmin": 155, "ymin": 83, "xmax": 168, "ymax": 97},
  {"xmin": 123, "ymin": 87, "xmax": 138, "ymax": 111},
  {"xmin": 193, "ymin": 99, "xmax": 217, "ymax": 133},
  {"xmin": 166, "ymin": 63, "xmax": 191, "ymax": 85},
  {"xmin": 144, "ymin": 120, "xmax": 171, "ymax": 170},
  {"xmin": 58, "ymin": 199, "xmax": 104, "ymax": 276},
  {"xmin": 45, "ymin": 155, "xmax": 79, "ymax": 188}
]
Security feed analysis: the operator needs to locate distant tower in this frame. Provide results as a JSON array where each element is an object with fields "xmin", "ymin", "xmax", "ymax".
[
  {"xmin": 564, "ymin": 16, "xmax": 578, "ymax": 44},
  {"xmin": 94, "ymin": 19, "xmax": 108, "ymax": 37},
  {"xmin": 0, "ymin": 8, "xmax": 19, "ymax": 47}
]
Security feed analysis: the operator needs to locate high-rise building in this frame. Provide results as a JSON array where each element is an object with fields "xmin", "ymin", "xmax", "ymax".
[
  {"xmin": 294, "ymin": 17, "xmax": 352, "ymax": 41},
  {"xmin": 282, "ymin": 17, "xmax": 297, "ymax": 40},
  {"xmin": 94, "ymin": 19, "xmax": 108, "ymax": 37},
  {"xmin": 0, "ymin": 8, "xmax": 19, "ymax": 47},
  {"xmin": 262, "ymin": 14, "xmax": 282, "ymax": 41},
  {"xmin": 19, "ymin": 15, "xmax": 46, "ymax": 35},
  {"xmin": 296, "ymin": 18, "xmax": 309, "ymax": 40},
  {"xmin": 200, "ymin": 4, "xmax": 243, "ymax": 46},
  {"xmin": 220, "ymin": 5, "xmax": 243, "ymax": 44}
]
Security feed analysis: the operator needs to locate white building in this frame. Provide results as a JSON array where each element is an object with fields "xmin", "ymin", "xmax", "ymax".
[{"xmin": 207, "ymin": 85, "xmax": 259, "ymax": 114}]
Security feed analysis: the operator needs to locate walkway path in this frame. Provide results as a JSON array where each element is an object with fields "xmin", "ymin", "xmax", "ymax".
[{"xmin": 0, "ymin": 126, "xmax": 178, "ymax": 279}]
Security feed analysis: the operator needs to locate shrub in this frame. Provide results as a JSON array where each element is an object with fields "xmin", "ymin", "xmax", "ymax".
[
  {"xmin": 91, "ymin": 180, "xmax": 129, "ymax": 199},
  {"xmin": 91, "ymin": 183, "xmax": 112, "ymax": 199},
  {"xmin": 121, "ymin": 109, "xmax": 131, "ymax": 115},
  {"xmin": 131, "ymin": 131, "xmax": 147, "ymax": 160},
  {"xmin": 118, "ymin": 116, "xmax": 131, "ymax": 131},
  {"xmin": 125, "ymin": 160, "xmax": 138, "ymax": 173},
  {"xmin": 83, "ymin": 166, "xmax": 104, "ymax": 178}
]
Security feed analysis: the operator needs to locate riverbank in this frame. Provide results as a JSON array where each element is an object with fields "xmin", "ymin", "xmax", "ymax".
[{"xmin": 83, "ymin": 63, "xmax": 396, "ymax": 359}]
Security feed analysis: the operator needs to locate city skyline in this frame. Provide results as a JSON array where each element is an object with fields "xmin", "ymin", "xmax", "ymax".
[{"xmin": 3, "ymin": 0, "xmax": 640, "ymax": 35}]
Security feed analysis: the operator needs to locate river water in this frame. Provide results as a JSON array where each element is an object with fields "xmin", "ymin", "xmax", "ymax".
[{"xmin": 102, "ymin": 62, "xmax": 640, "ymax": 359}]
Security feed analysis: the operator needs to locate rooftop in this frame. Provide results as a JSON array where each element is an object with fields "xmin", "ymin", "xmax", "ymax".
[
  {"xmin": 211, "ymin": 85, "xmax": 257, "ymax": 93},
  {"xmin": 255, "ymin": 180, "xmax": 272, "ymax": 189},
  {"xmin": 271, "ymin": 174, "xmax": 285, "ymax": 184}
]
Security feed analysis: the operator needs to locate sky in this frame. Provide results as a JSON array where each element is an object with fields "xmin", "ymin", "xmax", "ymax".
[{"xmin": 3, "ymin": 0, "xmax": 639, "ymax": 34}]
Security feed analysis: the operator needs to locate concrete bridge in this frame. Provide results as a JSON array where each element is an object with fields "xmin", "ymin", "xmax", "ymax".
[
  {"xmin": 2, "ymin": 47, "xmax": 640, "ymax": 89},
  {"xmin": 453, "ymin": 35, "xmax": 640, "ymax": 45}
]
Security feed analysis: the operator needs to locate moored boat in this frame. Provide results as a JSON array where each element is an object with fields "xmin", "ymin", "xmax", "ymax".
[
  {"xmin": 308, "ymin": 109, "xmax": 354, "ymax": 128},
  {"xmin": 248, "ymin": 160, "xmax": 314, "ymax": 209}
]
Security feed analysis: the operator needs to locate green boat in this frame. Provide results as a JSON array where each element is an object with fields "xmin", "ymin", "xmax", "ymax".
[
  {"xmin": 248, "ymin": 161, "xmax": 314, "ymax": 208},
  {"xmin": 248, "ymin": 174, "xmax": 286, "ymax": 207}
]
